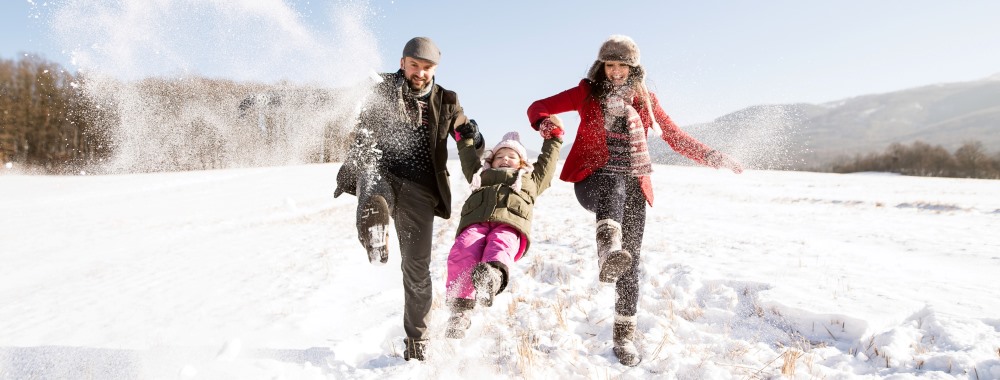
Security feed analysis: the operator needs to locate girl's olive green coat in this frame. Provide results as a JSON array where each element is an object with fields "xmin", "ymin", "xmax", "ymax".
[{"xmin": 455, "ymin": 136, "xmax": 563, "ymax": 255}]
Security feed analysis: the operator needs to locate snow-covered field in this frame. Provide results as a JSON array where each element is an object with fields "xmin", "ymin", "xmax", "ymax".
[{"xmin": 2, "ymin": 162, "xmax": 999, "ymax": 379}]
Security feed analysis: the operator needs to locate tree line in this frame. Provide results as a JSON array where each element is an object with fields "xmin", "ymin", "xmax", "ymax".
[
  {"xmin": 830, "ymin": 140, "xmax": 1000, "ymax": 179},
  {"xmin": 1, "ymin": 54, "xmax": 356, "ymax": 174},
  {"xmin": 0, "ymin": 55, "xmax": 112, "ymax": 171}
]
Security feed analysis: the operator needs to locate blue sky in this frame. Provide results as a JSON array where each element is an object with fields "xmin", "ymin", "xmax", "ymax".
[{"xmin": 3, "ymin": 0, "xmax": 1000, "ymax": 147}]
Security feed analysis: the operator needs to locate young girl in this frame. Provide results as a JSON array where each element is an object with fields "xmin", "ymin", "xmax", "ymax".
[{"xmin": 445, "ymin": 121, "xmax": 564, "ymax": 339}]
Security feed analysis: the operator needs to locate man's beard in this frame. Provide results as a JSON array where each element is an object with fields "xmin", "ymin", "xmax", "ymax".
[
  {"xmin": 406, "ymin": 75, "xmax": 433, "ymax": 96},
  {"xmin": 408, "ymin": 78, "xmax": 428, "ymax": 91}
]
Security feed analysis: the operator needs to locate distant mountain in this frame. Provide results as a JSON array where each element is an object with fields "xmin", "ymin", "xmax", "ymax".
[{"xmin": 653, "ymin": 74, "xmax": 1000, "ymax": 170}]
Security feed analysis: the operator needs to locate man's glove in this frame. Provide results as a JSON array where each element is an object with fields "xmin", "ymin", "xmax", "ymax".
[
  {"xmin": 538, "ymin": 116, "xmax": 565, "ymax": 139},
  {"xmin": 456, "ymin": 119, "xmax": 484, "ymax": 149}
]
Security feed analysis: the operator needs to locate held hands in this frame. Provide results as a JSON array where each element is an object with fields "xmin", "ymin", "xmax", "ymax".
[
  {"xmin": 538, "ymin": 116, "xmax": 565, "ymax": 139},
  {"xmin": 456, "ymin": 119, "xmax": 479, "ymax": 140},
  {"xmin": 706, "ymin": 150, "xmax": 744, "ymax": 174},
  {"xmin": 456, "ymin": 119, "xmax": 485, "ymax": 149}
]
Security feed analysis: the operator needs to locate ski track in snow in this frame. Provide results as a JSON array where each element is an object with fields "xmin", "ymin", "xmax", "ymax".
[{"xmin": 2, "ymin": 162, "xmax": 999, "ymax": 379}]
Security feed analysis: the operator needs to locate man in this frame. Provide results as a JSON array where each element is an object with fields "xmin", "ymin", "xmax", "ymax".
[{"xmin": 334, "ymin": 36, "xmax": 485, "ymax": 361}]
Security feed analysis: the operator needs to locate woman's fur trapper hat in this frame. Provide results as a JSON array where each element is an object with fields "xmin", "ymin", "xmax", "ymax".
[
  {"xmin": 587, "ymin": 35, "xmax": 641, "ymax": 81},
  {"xmin": 599, "ymin": 34, "xmax": 640, "ymax": 65}
]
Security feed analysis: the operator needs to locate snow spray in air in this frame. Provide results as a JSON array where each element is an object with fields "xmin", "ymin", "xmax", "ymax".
[
  {"xmin": 650, "ymin": 104, "xmax": 809, "ymax": 171},
  {"xmin": 695, "ymin": 104, "xmax": 808, "ymax": 170},
  {"xmin": 48, "ymin": 0, "xmax": 381, "ymax": 173}
]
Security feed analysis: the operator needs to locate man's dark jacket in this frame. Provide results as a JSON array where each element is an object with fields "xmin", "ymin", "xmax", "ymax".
[{"xmin": 335, "ymin": 71, "xmax": 473, "ymax": 218}]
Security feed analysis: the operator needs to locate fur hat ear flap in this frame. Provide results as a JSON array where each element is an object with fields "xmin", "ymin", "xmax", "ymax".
[{"xmin": 586, "ymin": 60, "xmax": 603, "ymax": 82}]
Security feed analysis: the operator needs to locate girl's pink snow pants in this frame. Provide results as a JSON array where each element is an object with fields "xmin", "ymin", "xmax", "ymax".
[{"xmin": 446, "ymin": 222, "xmax": 526, "ymax": 300}]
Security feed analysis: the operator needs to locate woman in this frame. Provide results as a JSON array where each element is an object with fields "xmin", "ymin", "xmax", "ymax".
[{"xmin": 526, "ymin": 35, "xmax": 743, "ymax": 366}]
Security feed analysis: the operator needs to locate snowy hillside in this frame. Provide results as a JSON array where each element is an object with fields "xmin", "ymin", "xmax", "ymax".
[
  {"xmin": 677, "ymin": 77, "xmax": 1000, "ymax": 169},
  {"xmin": 1, "ymin": 163, "xmax": 999, "ymax": 379}
]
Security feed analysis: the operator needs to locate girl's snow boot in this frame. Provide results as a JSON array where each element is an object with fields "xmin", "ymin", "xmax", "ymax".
[
  {"xmin": 445, "ymin": 300, "xmax": 474, "ymax": 339},
  {"xmin": 472, "ymin": 262, "xmax": 502, "ymax": 307}
]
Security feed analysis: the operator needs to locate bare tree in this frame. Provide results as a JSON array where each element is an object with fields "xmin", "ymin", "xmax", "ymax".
[{"xmin": 954, "ymin": 141, "xmax": 995, "ymax": 178}]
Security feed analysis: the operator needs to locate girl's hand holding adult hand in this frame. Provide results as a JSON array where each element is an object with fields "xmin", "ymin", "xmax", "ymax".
[{"xmin": 539, "ymin": 116, "xmax": 564, "ymax": 139}]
